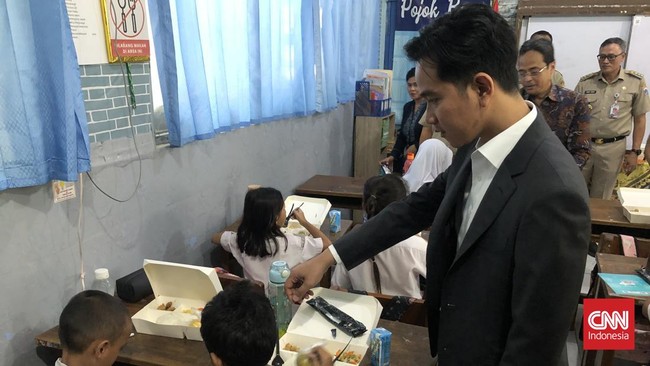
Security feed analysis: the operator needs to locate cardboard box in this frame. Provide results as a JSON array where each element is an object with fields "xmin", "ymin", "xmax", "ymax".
[
  {"xmin": 617, "ymin": 187, "xmax": 650, "ymax": 224},
  {"xmin": 278, "ymin": 287, "xmax": 382, "ymax": 365},
  {"xmin": 131, "ymin": 259, "xmax": 223, "ymax": 341},
  {"xmin": 283, "ymin": 195, "xmax": 332, "ymax": 236}
]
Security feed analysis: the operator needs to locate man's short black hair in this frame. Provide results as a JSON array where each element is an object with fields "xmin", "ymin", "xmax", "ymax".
[
  {"xmin": 201, "ymin": 281, "xmax": 277, "ymax": 366},
  {"xmin": 404, "ymin": 4, "xmax": 519, "ymax": 94},
  {"xmin": 58, "ymin": 290, "xmax": 131, "ymax": 354},
  {"xmin": 530, "ymin": 30, "xmax": 553, "ymax": 42},
  {"xmin": 600, "ymin": 37, "xmax": 627, "ymax": 53},
  {"xmin": 519, "ymin": 39, "xmax": 555, "ymax": 65}
]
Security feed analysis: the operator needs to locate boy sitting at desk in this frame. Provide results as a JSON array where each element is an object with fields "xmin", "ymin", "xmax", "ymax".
[
  {"xmin": 201, "ymin": 280, "xmax": 332, "ymax": 366},
  {"xmin": 57, "ymin": 290, "xmax": 133, "ymax": 366}
]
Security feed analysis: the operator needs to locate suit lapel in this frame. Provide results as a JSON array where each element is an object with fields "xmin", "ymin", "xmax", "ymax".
[
  {"xmin": 431, "ymin": 152, "xmax": 472, "ymax": 236},
  {"xmin": 452, "ymin": 115, "xmax": 546, "ymax": 264}
]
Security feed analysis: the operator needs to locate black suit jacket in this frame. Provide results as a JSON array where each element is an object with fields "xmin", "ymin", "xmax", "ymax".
[{"xmin": 334, "ymin": 112, "xmax": 590, "ymax": 365}]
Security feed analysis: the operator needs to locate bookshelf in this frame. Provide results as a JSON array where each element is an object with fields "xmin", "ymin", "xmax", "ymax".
[{"xmin": 353, "ymin": 113, "xmax": 396, "ymax": 180}]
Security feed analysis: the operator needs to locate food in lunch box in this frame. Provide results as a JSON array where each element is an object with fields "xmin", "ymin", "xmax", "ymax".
[
  {"xmin": 157, "ymin": 301, "xmax": 175, "ymax": 311},
  {"xmin": 335, "ymin": 350, "xmax": 362, "ymax": 364},
  {"xmin": 283, "ymin": 343, "xmax": 300, "ymax": 352}
]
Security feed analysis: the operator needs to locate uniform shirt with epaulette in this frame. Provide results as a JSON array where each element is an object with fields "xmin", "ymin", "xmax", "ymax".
[{"xmin": 575, "ymin": 69, "xmax": 650, "ymax": 139}]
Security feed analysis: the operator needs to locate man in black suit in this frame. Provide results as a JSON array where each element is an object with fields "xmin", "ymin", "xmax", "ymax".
[{"xmin": 285, "ymin": 4, "xmax": 590, "ymax": 365}]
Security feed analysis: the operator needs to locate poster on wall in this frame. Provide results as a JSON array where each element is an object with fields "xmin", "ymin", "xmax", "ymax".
[
  {"xmin": 64, "ymin": 0, "xmax": 109, "ymax": 65},
  {"xmin": 100, "ymin": 0, "xmax": 150, "ymax": 63}
]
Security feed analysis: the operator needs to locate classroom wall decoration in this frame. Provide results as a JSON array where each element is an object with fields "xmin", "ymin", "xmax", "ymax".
[
  {"xmin": 395, "ymin": 0, "xmax": 490, "ymax": 31},
  {"xmin": 101, "ymin": 0, "xmax": 150, "ymax": 63}
]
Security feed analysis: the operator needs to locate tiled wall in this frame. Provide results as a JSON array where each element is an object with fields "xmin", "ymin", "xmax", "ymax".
[{"xmin": 80, "ymin": 63, "xmax": 153, "ymax": 144}]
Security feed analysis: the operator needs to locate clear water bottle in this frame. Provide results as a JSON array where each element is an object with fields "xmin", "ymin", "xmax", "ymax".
[
  {"xmin": 269, "ymin": 261, "xmax": 292, "ymax": 337},
  {"xmin": 91, "ymin": 268, "xmax": 114, "ymax": 295}
]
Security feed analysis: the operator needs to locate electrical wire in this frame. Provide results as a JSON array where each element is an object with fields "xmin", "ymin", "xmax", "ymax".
[
  {"xmin": 85, "ymin": 0, "xmax": 144, "ymax": 203},
  {"xmin": 77, "ymin": 173, "xmax": 86, "ymax": 290}
]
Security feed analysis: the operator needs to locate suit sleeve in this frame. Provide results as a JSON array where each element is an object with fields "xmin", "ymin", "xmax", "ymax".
[
  {"xmin": 499, "ymin": 188, "xmax": 590, "ymax": 365},
  {"xmin": 334, "ymin": 169, "xmax": 448, "ymax": 270}
]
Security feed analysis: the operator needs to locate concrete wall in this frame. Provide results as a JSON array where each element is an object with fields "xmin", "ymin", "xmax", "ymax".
[{"xmin": 0, "ymin": 103, "xmax": 353, "ymax": 365}]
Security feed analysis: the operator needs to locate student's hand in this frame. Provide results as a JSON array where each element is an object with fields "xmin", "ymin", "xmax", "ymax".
[
  {"xmin": 285, "ymin": 250, "xmax": 334, "ymax": 304},
  {"xmin": 292, "ymin": 208, "xmax": 307, "ymax": 225},
  {"xmin": 379, "ymin": 156, "xmax": 394, "ymax": 166}
]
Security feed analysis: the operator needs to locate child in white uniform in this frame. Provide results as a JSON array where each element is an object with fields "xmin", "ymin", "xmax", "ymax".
[
  {"xmin": 331, "ymin": 175, "xmax": 427, "ymax": 298},
  {"xmin": 212, "ymin": 187, "xmax": 331, "ymax": 288}
]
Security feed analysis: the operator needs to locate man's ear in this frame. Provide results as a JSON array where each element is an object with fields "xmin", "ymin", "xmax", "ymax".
[
  {"xmin": 210, "ymin": 352, "xmax": 223, "ymax": 366},
  {"xmin": 474, "ymin": 72, "xmax": 494, "ymax": 107}
]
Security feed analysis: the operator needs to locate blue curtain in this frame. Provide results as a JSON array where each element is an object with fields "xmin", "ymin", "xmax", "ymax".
[
  {"xmin": 0, "ymin": 0, "xmax": 90, "ymax": 191},
  {"xmin": 150, "ymin": 0, "xmax": 379, "ymax": 147}
]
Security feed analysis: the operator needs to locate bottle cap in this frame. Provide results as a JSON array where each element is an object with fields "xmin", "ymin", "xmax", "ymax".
[
  {"xmin": 94, "ymin": 268, "xmax": 109, "ymax": 280},
  {"xmin": 269, "ymin": 261, "xmax": 290, "ymax": 284}
]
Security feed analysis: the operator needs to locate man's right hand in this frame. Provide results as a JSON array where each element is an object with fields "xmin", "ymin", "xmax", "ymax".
[{"xmin": 285, "ymin": 250, "xmax": 335, "ymax": 304}]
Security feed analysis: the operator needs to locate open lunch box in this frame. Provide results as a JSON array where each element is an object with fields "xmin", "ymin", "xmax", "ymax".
[
  {"xmin": 282, "ymin": 195, "xmax": 332, "ymax": 235},
  {"xmin": 276, "ymin": 287, "xmax": 382, "ymax": 365},
  {"xmin": 131, "ymin": 259, "xmax": 223, "ymax": 341}
]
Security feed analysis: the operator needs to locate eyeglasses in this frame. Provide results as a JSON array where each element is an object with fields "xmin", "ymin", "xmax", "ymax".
[
  {"xmin": 596, "ymin": 53, "xmax": 624, "ymax": 62},
  {"xmin": 518, "ymin": 65, "xmax": 548, "ymax": 78}
]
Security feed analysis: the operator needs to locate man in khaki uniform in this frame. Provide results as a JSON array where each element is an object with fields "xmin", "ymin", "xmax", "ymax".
[{"xmin": 575, "ymin": 37, "xmax": 650, "ymax": 199}]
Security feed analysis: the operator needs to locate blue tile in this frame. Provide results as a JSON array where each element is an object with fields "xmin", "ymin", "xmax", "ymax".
[
  {"xmin": 84, "ymin": 99, "xmax": 113, "ymax": 111},
  {"xmin": 94, "ymin": 131, "xmax": 111, "ymax": 143},
  {"xmin": 88, "ymin": 120, "xmax": 116, "ymax": 134},
  {"xmin": 89, "ymin": 89, "xmax": 106, "ymax": 100},
  {"xmin": 110, "ymin": 128, "xmax": 134, "ymax": 140},
  {"xmin": 81, "ymin": 76, "xmax": 110, "ymax": 88},
  {"xmin": 91, "ymin": 110, "xmax": 108, "ymax": 122},
  {"xmin": 107, "ymin": 107, "xmax": 130, "ymax": 119}
]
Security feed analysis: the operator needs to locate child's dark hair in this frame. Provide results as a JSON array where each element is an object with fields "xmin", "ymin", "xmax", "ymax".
[
  {"xmin": 58, "ymin": 290, "xmax": 131, "ymax": 354},
  {"xmin": 237, "ymin": 187, "xmax": 287, "ymax": 257},
  {"xmin": 363, "ymin": 174, "xmax": 408, "ymax": 220},
  {"xmin": 201, "ymin": 281, "xmax": 277, "ymax": 366}
]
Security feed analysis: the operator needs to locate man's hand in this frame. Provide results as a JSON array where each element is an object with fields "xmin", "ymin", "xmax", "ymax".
[
  {"xmin": 379, "ymin": 156, "xmax": 394, "ymax": 166},
  {"xmin": 285, "ymin": 250, "xmax": 335, "ymax": 304},
  {"xmin": 623, "ymin": 152, "xmax": 638, "ymax": 174}
]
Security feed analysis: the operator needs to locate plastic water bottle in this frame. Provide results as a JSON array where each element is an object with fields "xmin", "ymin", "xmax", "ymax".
[
  {"xmin": 403, "ymin": 152, "xmax": 415, "ymax": 173},
  {"xmin": 269, "ymin": 261, "xmax": 292, "ymax": 337},
  {"xmin": 91, "ymin": 268, "xmax": 114, "ymax": 295}
]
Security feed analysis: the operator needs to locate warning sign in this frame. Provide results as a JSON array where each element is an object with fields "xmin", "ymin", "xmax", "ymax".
[{"xmin": 101, "ymin": 0, "xmax": 150, "ymax": 62}]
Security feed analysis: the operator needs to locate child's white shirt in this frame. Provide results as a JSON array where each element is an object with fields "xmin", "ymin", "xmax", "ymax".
[
  {"xmin": 220, "ymin": 231, "xmax": 323, "ymax": 287},
  {"xmin": 55, "ymin": 359, "xmax": 67, "ymax": 366}
]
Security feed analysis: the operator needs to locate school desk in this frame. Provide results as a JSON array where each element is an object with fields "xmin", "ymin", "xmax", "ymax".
[
  {"xmin": 295, "ymin": 175, "xmax": 650, "ymax": 236},
  {"xmin": 34, "ymin": 299, "xmax": 436, "ymax": 366}
]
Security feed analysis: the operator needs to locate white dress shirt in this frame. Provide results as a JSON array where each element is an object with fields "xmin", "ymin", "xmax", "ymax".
[
  {"xmin": 457, "ymin": 101, "xmax": 537, "ymax": 247},
  {"xmin": 403, "ymin": 138, "xmax": 453, "ymax": 193}
]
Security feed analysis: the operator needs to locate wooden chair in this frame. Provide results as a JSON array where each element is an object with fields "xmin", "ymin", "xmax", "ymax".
[
  {"xmin": 596, "ymin": 232, "xmax": 650, "ymax": 257},
  {"xmin": 333, "ymin": 288, "xmax": 427, "ymax": 327}
]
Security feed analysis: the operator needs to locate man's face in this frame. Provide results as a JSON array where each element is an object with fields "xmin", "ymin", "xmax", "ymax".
[
  {"xmin": 416, "ymin": 63, "xmax": 482, "ymax": 148},
  {"xmin": 598, "ymin": 43, "xmax": 625, "ymax": 75},
  {"xmin": 518, "ymin": 50, "xmax": 553, "ymax": 97}
]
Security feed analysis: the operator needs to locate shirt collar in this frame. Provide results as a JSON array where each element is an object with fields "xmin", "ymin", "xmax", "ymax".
[
  {"xmin": 521, "ymin": 84, "xmax": 560, "ymax": 103},
  {"xmin": 474, "ymin": 100, "xmax": 537, "ymax": 169},
  {"xmin": 598, "ymin": 68, "xmax": 624, "ymax": 83}
]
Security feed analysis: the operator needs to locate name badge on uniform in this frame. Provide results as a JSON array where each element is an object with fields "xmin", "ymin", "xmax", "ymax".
[{"xmin": 609, "ymin": 93, "xmax": 620, "ymax": 119}]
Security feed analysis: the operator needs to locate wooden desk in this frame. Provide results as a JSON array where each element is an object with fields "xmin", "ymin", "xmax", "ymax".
[
  {"xmin": 35, "ymin": 302, "xmax": 435, "ymax": 366},
  {"xmin": 590, "ymin": 198, "xmax": 650, "ymax": 237},
  {"xmin": 294, "ymin": 175, "xmax": 365, "ymax": 209}
]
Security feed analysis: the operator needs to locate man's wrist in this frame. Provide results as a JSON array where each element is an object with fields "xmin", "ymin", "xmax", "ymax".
[{"xmin": 625, "ymin": 149, "xmax": 642, "ymax": 155}]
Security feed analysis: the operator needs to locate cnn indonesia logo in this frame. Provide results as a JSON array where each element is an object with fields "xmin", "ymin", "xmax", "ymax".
[{"xmin": 583, "ymin": 298, "xmax": 635, "ymax": 350}]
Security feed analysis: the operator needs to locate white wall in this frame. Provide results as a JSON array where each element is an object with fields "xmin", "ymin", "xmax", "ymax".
[{"xmin": 0, "ymin": 103, "xmax": 354, "ymax": 365}]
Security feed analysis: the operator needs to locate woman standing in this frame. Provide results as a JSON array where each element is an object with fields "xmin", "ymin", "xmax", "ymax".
[{"xmin": 380, "ymin": 67, "xmax": 427, "ymax": 173}]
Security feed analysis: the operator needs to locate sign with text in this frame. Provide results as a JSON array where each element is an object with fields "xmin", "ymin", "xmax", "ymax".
[
  {"xmin": 396, "ymin": 0, "xmax": 491, "ymax": 31},
  {"xmin": 583, "ymin": 298, "xmax": 635, "ymax": 350},
  {"xmin": 100, "ymin": 0, "xmax": 150, "ymax": 63}
]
